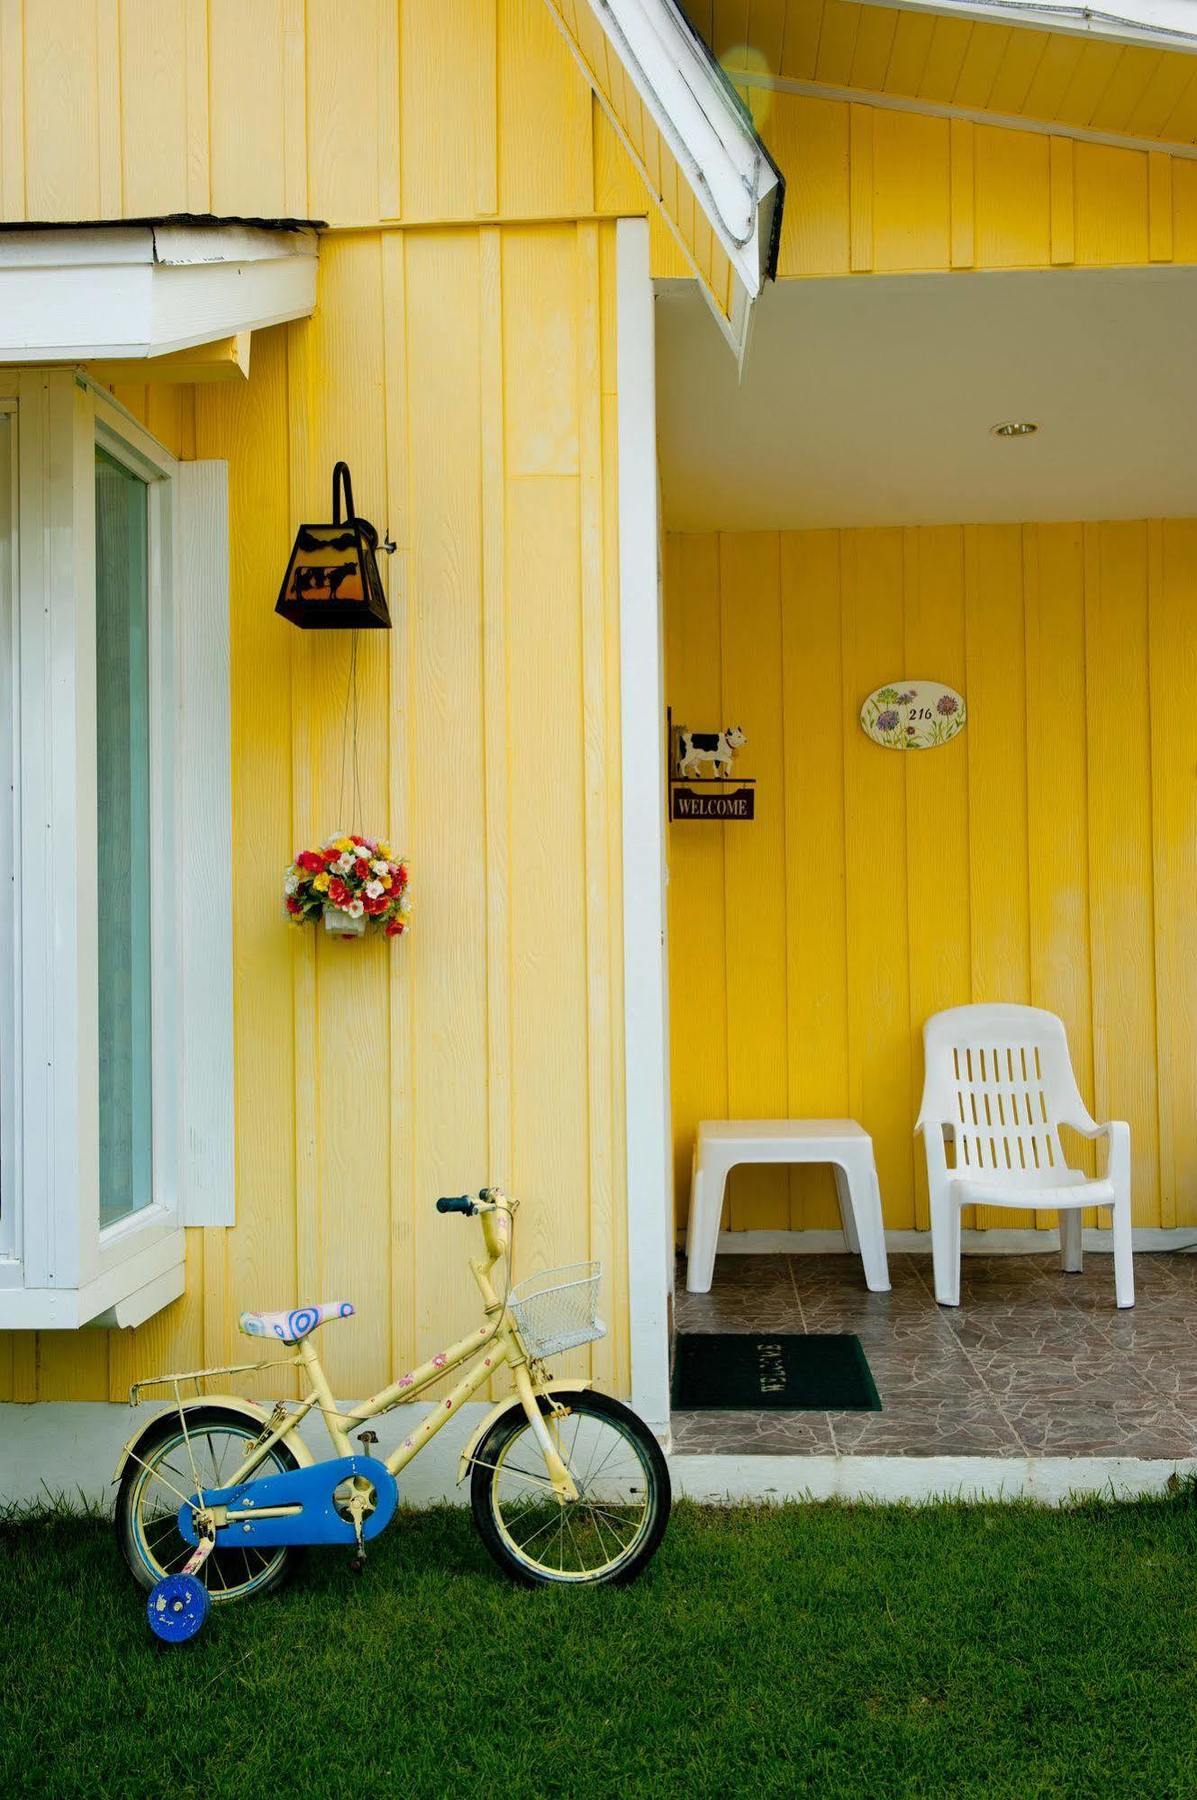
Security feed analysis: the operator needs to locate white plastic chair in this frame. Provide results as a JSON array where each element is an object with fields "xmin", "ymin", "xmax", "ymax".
[{"xmin": 916, "ymin": 1004, "xmax": 1133, "ymax": 1309}]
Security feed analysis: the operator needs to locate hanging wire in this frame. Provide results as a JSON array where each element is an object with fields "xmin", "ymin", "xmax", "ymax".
[{"xmin": 336, "ymin": 632, "xmax": 363, "ymax": 830}]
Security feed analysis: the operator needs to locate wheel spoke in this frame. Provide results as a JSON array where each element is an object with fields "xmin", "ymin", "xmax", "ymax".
[{"xmin": 488, "ymin": 1407, "xmax": 656, "ymax": 1581}]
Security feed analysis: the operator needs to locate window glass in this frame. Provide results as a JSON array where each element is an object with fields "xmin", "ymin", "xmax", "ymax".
[{"xmin": 95, "ymin": 447, "xmax": 153, "ymax": 1230}]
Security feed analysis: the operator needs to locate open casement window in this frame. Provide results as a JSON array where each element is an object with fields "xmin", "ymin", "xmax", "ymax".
[
  {"xmin": 545, "ymin": 0, "xmax": 784, "ymax": 361},
  {"xmin": 0, "ymin": 371, "xmax": 232, "ymax": 1330}
]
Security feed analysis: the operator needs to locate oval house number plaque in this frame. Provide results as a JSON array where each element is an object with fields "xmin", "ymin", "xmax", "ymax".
[{"xmin": 860, "ymin": 680, "xmax": 966, "ymax": 750}]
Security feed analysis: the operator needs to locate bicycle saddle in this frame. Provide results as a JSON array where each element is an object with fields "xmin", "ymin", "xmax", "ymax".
[{"xmin": 239, "ymin": 1302, "xmax": 355, "ymax": 1343}]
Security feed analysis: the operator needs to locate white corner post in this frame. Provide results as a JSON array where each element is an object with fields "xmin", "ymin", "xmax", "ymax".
[{"xmin": 616, "ymin": 218, "xmax": 672, "ymax": 1437}]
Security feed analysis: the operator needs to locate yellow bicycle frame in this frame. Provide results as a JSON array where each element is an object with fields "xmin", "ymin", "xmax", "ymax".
[{"xmin": 120, "ymin": 1196, "xmax": 586, "ymax": 1506}]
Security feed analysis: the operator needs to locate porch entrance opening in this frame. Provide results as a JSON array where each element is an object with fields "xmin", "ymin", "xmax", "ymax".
[{"xmin": 654, "ymin": 265, "xmax": 1197, "ymax": 1459}]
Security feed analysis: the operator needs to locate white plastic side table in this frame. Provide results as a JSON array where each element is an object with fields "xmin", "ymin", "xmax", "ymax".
[{"xmin": 684, "ymin": 1119, "xmax": 891, "ymax": 1295}]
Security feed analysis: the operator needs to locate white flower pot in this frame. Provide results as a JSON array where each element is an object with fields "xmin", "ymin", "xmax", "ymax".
[{"xmin": 323, "ymin": 906, "xmax": 365, "ymax": 938}]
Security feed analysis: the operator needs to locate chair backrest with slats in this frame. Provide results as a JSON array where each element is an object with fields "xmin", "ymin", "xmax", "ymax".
[{"xmin": 917, "ymin": 1004, "xmax": 1091, "ymax": 1189}]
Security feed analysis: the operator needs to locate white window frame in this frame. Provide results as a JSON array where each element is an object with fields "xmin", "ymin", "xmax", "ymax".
[{"xmin": 0, "ymin": 369, "xmax": 231, "ymax": 1329}]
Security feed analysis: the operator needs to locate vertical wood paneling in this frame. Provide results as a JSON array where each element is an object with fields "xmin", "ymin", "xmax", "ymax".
[
  {"xmin": 1149, "ymin": 522, "xmax": 1197, "ymax": 1229},
  {"xmin": 842, "ymin": 531, "xmax": 914, "ymax": 1226},
  {"xmin": 119, "ymin": 0, "xmax": 188, "ymax": 216},
  {"xmin": 1024, "ymin": 525, "xmax": 1095, "ymax": 1211},
  {"xmin": 406, "ymin": 229, "xmax": 490, "ymax": 1358},
  {"xmin": 903, "ymin": 528, "xmax": 969, "ymax": 1231},
  {"xmin": 964, "ymin": 526, "xmax": 1031, "ymax": 1227},
  {"xmin": 720, "ymin": 533, "xmax": 788, "ymax": 1230},
  {"xmin": 0, "ymin": 0, "xmax": 26, "ymax": 217},
  {"xmin": 195, "ymin": 329, "xmax": 299, "ymax": 1378},
  {"xmin": 666, "ymin": 535, "xmax": 729, "ymax": 1225},
  {"xmin": 1086, "ymin": 522, "xmax": 1159, "ymax": 1224},
  {"xmin": 306, "ymin": 0, "xmax": 382, "ymax": 226},
  {"xmin": 208, "ymin": 0, "xmax": 288, "ymax": 218},
  {"xmin": 13, "ymin": 213, "xmax": 629, "ymax": 1397},
  {"xmin": 22, "ymin": 0, "xmax": 100, "ymax": 218},
  {"xmin": 668, "ymin": 517, "xmax": 1195, "ymax": 1237},
  {"xmin": 781, "ymin": 531, "xmax": 848, "ymax": 1227}
]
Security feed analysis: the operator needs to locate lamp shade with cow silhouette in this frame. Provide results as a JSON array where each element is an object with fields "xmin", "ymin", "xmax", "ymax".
[{"xmin": 275, "ymin": 461, "xmax": 391, "ymax": 630}]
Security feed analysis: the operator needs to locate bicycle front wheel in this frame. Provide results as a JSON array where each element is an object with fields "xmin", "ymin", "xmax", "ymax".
[{"xmin": 470, "ymin": 1389, "xmax": 670, "ymax": 1586}]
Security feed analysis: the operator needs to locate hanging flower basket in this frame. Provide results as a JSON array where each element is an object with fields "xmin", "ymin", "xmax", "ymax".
[{"xmin": 284, "ymin": 836, "xmax": 411, "ymax": 940}]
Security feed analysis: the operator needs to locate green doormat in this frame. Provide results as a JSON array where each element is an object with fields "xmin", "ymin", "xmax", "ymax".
[{"xmin": 671, "ymin": 1332, "xmax": 881, "ymax": 1412}]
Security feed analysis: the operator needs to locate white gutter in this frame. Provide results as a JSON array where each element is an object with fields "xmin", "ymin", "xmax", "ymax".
[
  {"xmin": 855, "ymin": 0, "xmax": 1197, "ymax": 52},
  {"xmin": 587, "ymin": 0, "xmax": 783, "ymax": 297}
]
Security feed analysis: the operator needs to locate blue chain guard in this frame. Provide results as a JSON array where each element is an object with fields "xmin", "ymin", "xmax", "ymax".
[{"xmin": 177, "ymin": 1454, "xmax": 398, "ymax": 1549}]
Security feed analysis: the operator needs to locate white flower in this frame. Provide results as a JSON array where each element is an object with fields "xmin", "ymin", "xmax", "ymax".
[
  {"xmin": 347, "ymin": 898, "xmax": 365, "ymax": 918},
  {"xmin": 284, "ymin": 874, "xmax": 299, "ymax": 894},
  {"xmin": 365, "ymin": 879, "xmax": 384, "ymax": 899},
  {"xmin": 371, "ymin": 858, "xmax": 390, "ymax": 877},
  {"xmin": 399, "ymin": 892, "xmax": 412, "ymax": 913},
  {"xmin": 336, "ymin": 851, "xmax": 354, "ymax": 872}
]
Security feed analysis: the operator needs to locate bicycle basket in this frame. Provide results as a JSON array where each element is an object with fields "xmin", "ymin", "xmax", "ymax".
[{"xmin": 508, "ymin": 1263, "xmax": 606, "ymax": 1360}]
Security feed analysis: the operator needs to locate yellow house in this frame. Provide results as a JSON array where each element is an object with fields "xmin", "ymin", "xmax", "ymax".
[{"xmin": 3, "ymin": 0, "xmax": 1197, "ymax": 1503}]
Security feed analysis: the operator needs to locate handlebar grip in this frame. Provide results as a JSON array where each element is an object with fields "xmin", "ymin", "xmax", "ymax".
[{"xmin": 435, "ymin": 1194, "xmax": 475, "ymax": 1216}]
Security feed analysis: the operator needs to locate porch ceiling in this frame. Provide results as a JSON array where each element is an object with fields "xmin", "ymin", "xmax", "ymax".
[{"xmin": 656, "ymin": 264, "xmax": 1197, "ymax": 531}]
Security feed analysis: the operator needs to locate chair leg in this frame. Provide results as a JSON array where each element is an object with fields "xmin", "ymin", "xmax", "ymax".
[
  {"xmin": 930, "ymin": 1197, "xmax": 962, "ymax": 1307},
  {"xmin": 684, "ymin": 1156, "xmax": 728, "ymax": 1294},
  {"xmin": 1059, "ymin": 1206, "xmax": 1084, "ymax": 1274},
  {"xmin": 1111, "ymin": 1196, "xmax": 1135, "ymax": 1309},
  {"xmin": 832, "ymin": 1164, "xmax": 861, "ymax": 1254},
  {"xmin": 837, "ymin": 1155, "xmax": 890, "ymax": 1293}
]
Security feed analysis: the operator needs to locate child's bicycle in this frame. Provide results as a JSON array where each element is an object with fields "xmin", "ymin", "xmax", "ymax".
[{"xmin": 114, "ymin": 1189, "xmax": 670, "ymax": 1641}]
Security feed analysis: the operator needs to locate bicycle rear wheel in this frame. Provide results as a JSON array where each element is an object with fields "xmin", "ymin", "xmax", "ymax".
[
  {"xmin": 116, "ymin": 1404, "xmax": 299, "ymax": 1604},
  {"xmin": 470, "ymin": 1389, "xmax": 670, "ymax": 1586}
]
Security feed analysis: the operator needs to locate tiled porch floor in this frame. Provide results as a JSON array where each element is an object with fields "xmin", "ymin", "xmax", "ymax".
[{"xmin": 672, "ymin": 1251, "xmax": 1197, "ymax": 1458}]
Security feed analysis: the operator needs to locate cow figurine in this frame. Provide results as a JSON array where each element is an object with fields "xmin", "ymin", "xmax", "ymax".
[{"xmin": 677, "ymin": 724, "xmax": 746, "ymax": 779}]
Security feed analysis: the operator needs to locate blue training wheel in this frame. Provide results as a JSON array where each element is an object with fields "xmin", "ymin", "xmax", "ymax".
[{"xmin": 147, "ymin": 1572, "xmax": 211, "ymax": 1644}]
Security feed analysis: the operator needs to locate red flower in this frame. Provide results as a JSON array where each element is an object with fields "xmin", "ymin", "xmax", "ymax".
[
  {"xmin": 350, "ymin": 835, "xmax": 365, "ymax": 847},
  {"xmin": 364, "ymin": 893, "xmax": 387, "ymax": 916},
  {"xmin": 286, "ymin": 896, "xmax": 303, "ymax": 916},
  {"xmin": 328, "ymin": 877, "xmax": 349, "ymax": 907},
  {"xmin": 296, "ymin": 850, "xmax": 325, "ymax": 874},
  {"xmin": 385, "ymin": 918, "xmax": 405, "ymax": 937},
  {"xmin": 354, "ymin": 858, "xmax": 371, "ymax": 880}
]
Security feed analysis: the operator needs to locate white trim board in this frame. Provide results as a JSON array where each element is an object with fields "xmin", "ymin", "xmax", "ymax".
[
  {"xmin": 668, "ymin": 1453, "xmax": 1197, "ymax": 1505},
  {"xmin": 0, "ymin": 224, "xmax": 318, "ymax": 361},
  {"xmin": 617, "ymin": 217, "xmax": 673, "ymax": 1438},
  {"xmin": 544, "ymin": 0, "xmax": 782, "ymax": 360},
  {"xmin": 855, "ymin": 0, "xmax": 1197, "ymax": 55},
  {"xmin": 694, "ymin": 1227, "xmax": 1197, "ymax": 1255},
  {"xmin": 732, "ymin": 70, "xmax": 1197, "ymax": 162}
]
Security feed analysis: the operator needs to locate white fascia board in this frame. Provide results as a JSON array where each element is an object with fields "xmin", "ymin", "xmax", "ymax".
[
  {"xmin": 0, "ymin": 224, "xmax": 318, "ymax": 360},
  {"xmin": 855, "ymin": 0, "xmax": 1197, "ymax": 53},
  {"xmin": 0, "ymin": 1230, "xmax": 185, "ymax": 1329},
  {"xmin": 587, "ymin": 0, "xmax": 782, "ymax": 299}
]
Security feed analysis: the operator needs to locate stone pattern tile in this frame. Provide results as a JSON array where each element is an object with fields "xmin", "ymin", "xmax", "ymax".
[{"xmin": 671, "ymin": 1251, "xmax": 1197, "ymax": 1458}]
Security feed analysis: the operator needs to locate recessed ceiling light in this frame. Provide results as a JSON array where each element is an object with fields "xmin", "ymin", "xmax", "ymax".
[{"xmin": 990, "ymin": 420, "xmax": 1038, "ymax": 439}]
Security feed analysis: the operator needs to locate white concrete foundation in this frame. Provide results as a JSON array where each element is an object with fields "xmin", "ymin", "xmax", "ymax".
[{"xmin": 3, "ymin": 1403, "xmax": 1195, "ymax": 1512}]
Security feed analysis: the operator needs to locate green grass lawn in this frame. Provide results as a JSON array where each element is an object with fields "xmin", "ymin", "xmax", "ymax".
[{"xmin": 4, "ymin": 1495, "xmax": 1197, "ymax": 1798}]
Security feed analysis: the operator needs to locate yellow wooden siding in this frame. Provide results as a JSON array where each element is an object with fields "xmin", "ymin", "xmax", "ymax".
[
  {"xmin": 0, "ymin": 222, "xmax": 627, "ymax": 1405},
  {"xmin": 747, "ymin": 87, "xmax": 1197, "ymax": 277},
  {"xmin": 683, "ymin": 0, "xmax": 1197, "ymax": 150},
  {"xmin": 0, "ymin": 0, "xmax": 630, "ymax": 228},
  {"xmin": 665, "ymin": 523, "xmax": 1197, "ymax": 1239}
]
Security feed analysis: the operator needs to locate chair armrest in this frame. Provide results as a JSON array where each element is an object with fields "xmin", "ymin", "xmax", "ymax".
[{"xmin": 1072, "ymin": 1118, "xmax": 1131, "ymax": 1185}]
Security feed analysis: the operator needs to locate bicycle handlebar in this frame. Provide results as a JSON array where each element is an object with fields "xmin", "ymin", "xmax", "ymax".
[{"xmin": 435, "ymin": 1194, "xmax": 475, "ymax": 1215}]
